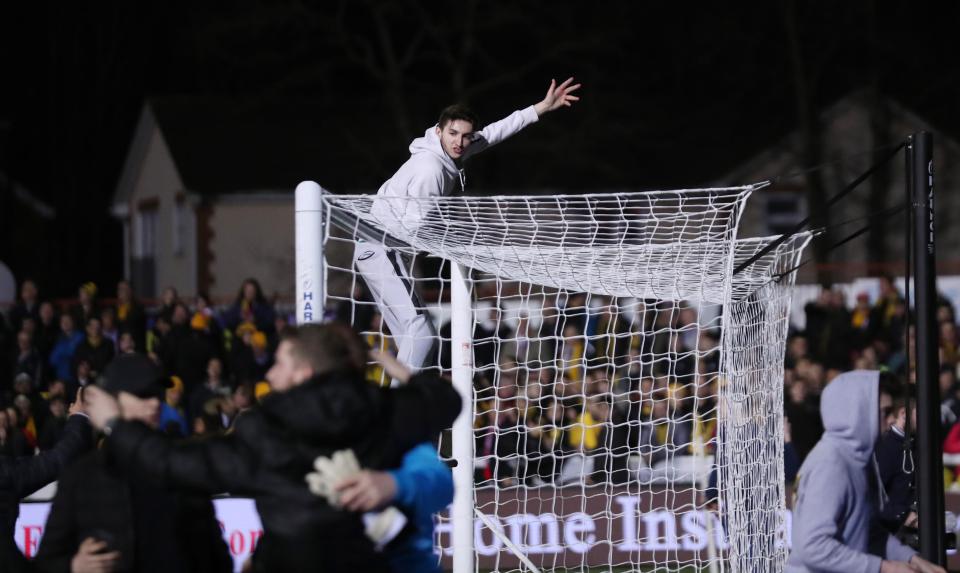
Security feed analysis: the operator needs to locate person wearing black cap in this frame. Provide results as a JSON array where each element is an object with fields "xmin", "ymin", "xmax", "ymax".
[
  {"xmin": 33, "ymin": 353, "xmax": 232, "ymax": 573},
  {"xmin": 0, "ymin": 390, "xmax": 91, "ymax": 573},
  {"xmin": 82, "ymin": 323, "xmax": 462, "ymax": 573}
]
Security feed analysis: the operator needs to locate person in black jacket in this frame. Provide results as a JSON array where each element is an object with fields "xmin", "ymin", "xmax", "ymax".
[
  {"xmin": 7, "ymin": 279, "xmax": 41, "ymax": 334},
  {"xmin": 82, "ymin": 322, "xmax": 462, "ymax": 573},
  {"xmin": 34, "ymin": 354, "xmax": 232, "ymax": 573},
  {"xmin": 0, "ymin": 391, "xmax": 91, "ymax": 573},
  {"xmin": 71, "ymin": 317, "xmax": 115, "ymax": 379},
  {"xmin": 877, "ymin": 382, "xmax": 917, "ymax": 534}
]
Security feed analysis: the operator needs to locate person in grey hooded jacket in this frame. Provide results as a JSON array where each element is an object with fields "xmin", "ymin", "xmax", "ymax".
[
  {"xmin": 785, "ymin": 370, "xmax": 943, "ymax": 573},
  {"xmin": 356, "ymin": 78, "xmax": 581, "ymax": 384}
]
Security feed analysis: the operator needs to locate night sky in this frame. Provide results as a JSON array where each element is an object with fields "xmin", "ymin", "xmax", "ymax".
[{"xmin": 1, "ymin": 1, "xmax": 958, "ymax": 298}]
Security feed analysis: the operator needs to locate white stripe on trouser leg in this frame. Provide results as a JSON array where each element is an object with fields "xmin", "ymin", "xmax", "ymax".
[{"xmin": 354, "ymin": 242, "xmax": 436, "ymax": 383}]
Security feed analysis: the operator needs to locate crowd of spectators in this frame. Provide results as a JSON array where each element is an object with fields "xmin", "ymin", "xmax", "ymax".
[
  {"xmin": 0, "ymin": 278, "xmax": 288, "ymax": 458},
  {"xmin": 345, "ymin": 289, "xmax": 723, "ymax": 487},
  {"xmin": 343, "ymin": 275, "xmax": 960, "ymax": 489},
  {"xmin": 3, "ymin": 272, "xmax": 958, "ymax": 491},
  {"xmin": 787, "ymin": 275, "xmax": 960, "ymax": 485}
]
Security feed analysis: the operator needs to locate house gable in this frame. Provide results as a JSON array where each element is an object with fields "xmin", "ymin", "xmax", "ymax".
[{"xmin": 113, "ymin": 102, "xmax": 196, "ymax": 298}]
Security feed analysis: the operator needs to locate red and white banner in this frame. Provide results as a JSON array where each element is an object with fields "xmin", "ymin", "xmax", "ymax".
[
  {"xmin": 16, "ymin": 489, "xmax": 960, "ymax": 571},
  {"xmin": 16, "ymin": 498, "xmax": 263, "ymax": 572}
]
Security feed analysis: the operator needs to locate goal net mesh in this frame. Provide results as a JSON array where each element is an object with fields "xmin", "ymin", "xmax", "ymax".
[{"xmin": 318, "ymin": 186, "xmax": 810, "ymax": 572}]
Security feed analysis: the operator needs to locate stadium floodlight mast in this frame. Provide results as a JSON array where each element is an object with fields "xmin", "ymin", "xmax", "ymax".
[{"xmin": 295, "ymin": 180, "xmax": 811, "ymax": 572}]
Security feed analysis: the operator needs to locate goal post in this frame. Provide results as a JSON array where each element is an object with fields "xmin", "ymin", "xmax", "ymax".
[
  {"xmin": 298, "ymin": 181, "xmax": 811, "ymax": 572},
  {"xmin": 294, "ymin": 181, "xmax": 325, "ymax": 325},
  {"xmin": 450, "ymin": 261, "xmax": 475, "ymax": 573}
]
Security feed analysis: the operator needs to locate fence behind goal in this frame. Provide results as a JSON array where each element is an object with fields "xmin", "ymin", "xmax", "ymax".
[{"xmin": 296, "ymin": 181, "xmax": 810, "ymax": 572}]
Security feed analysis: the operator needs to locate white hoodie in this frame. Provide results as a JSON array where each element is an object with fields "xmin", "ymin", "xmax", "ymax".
[
  {"xmin": 785, "ymin": 370, "xmax": 916, "ymax": 572},
  {"xmin": 369, "ymin": 106, "xmax": 539, "ymax": 238}
]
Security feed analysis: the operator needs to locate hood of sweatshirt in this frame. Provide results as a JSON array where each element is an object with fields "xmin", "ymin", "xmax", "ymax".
[
  {"xmin": 409, "ymin": 125, "xmax": 459, "ymax": 172},
  {"xmin": 819, "ymin": 369, "xmax": 879, "ymax": 466}
]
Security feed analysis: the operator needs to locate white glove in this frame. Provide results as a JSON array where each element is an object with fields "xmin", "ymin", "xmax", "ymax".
[
  {"xmin": 305, "ymin": 449, "xmax": 409, "ymax": 551},
  {"xmin": 305, "ymin": 449, "xmax": 362, "ymax": 508}
]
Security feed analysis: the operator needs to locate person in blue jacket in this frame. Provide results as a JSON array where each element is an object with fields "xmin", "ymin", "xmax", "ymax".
[
  {"xmin": 48, "ymin": 314, "xmax": 85, "ymax": 386},
  {"xmin": 335, "ymin": 442, "xmax": 453, "ymax": 573},
  {"xmin": 330, "ymin": 351, "xmax": 454, "ymax": 573}
]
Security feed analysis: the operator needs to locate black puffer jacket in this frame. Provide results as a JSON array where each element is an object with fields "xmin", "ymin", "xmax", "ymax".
[
  {"xmin": 0, "ymin": 414, "xmax": 92, "ymax": 572},
  {"xmin": 33, "ymin": 448, "xmax": 233, "ymax": 573},
  {"xmin": 105, "ymin": 370, "xmax": 462, "ymax": 572}
]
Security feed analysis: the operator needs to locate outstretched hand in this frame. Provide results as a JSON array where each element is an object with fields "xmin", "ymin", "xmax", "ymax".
[
  {"xmin": 534, "ymin": 77, "xmax": 581, "ymax": 116},
  {"xmin": 370, "ymin": 349, "xmax": 411, "ymax": 385}
]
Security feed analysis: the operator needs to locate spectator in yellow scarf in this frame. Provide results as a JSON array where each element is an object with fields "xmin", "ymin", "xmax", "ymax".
[
  {"xmin": 568, "ymin": 397, "xmax": 605, "ymax": 452},
  {"xmin": 850, "ymin": 292, "xmax": 871, "ymax": 330}
]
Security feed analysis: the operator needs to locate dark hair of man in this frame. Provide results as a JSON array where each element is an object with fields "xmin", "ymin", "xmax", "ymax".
[
  {"xmin": 879, "ymin": 371, "xmax": 911, "ymax": 417},
  {"xmin": 890, "ymin": 385, "xmax": 916, "ymax": 415},
  {"xmin": 282, "ymin": 323, "xmax": 367, "ymax": 377},
  {"xmin": 882, "ymin": 371, "xmax": 915, "ymax": 411},
  {"xmin": 879, "ymin": 371, "xmax": 904, "ymax": 400},
  {"xmin": 438, "ymin": 104, "xmax": 479, "ymax": 130}
]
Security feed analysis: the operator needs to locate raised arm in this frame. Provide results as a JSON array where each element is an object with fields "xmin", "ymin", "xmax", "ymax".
[
  {"xmin": 465, "ymin": 77, "xmax": 581, "ymax": 157},
  {"xmin": 83, "ymin": 385, "xmax": 258, "ymax": 495},
  {"xmin": 7, "ymin": 394, "xmax": 92, "ymax": 498}
]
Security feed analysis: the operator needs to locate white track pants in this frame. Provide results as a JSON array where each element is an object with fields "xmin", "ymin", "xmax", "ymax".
[{"xmin": 354, "ymin": 242, "xmax": 437, "ymax": 380}]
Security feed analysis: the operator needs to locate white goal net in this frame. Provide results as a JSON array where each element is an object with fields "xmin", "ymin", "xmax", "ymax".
[{"xmin": 301, "ymin": 183, "xmax": 810, "ymax": 572}]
